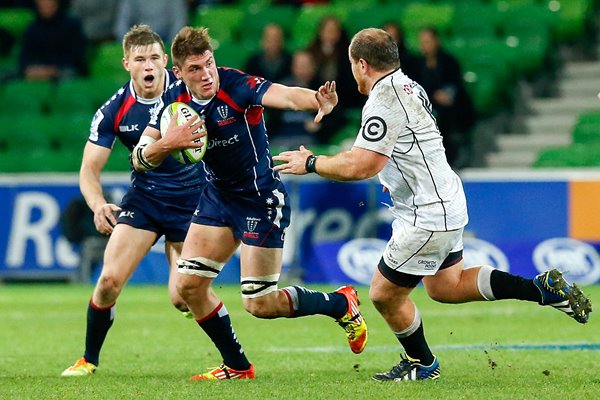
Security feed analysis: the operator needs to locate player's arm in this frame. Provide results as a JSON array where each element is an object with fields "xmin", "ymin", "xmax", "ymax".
[
  {"xmin": 79, "ymin": 142, "xmax": 121, "ymax": 235},
  {"xmin": 273, "ymin": 145, "xmax": 388, "ymax": 181},
  {"xmin": 132, "ymin": 113, "xmax": 204, "ymax": 172},
  {"xmin": 262, "ymin": 81, "xmax": 338, "ymax": 123}
]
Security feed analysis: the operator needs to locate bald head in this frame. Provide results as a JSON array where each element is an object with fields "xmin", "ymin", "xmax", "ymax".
[{"xmin": 349, "ymin": 28, "xmax": 400, "ymax": 72}]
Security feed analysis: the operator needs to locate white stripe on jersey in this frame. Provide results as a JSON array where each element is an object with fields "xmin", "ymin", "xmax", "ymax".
[{"xmin": 353, "ymin": 69, "xmax": 468, "ymax": 232}]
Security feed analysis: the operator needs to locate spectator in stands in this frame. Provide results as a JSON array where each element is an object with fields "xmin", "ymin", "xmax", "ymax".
[
  {"xmin": 306, "ymin": 15, "xmax": 364, "ymax": 108},
  {"xmin": 382, "ymin": 20, "xmax": 420, "ymax": 80},
  {"xmin": 114, "ymin": 0, "xmax": 187, "ymax": 43},
  {"xmin": 415, "ymin": 27, "xmax": 475, "ymax": 169},
  {"xmin": 245, "ymin": 23, "xmax": 292, "ymax": 83},
  {"xmin": 19, "ymin": 0, "xmax": 88, "ymax": 81},
  {"xmin": 244, "ymin": 23, "xmax": 292, "ymax": 136},
  {"xmin": 71, "ymin": 0, "xmax": 118, "ymax": 45},
  {"xmin": 271, "ymin": 50, "xmax": 346, "ymax": 148}
]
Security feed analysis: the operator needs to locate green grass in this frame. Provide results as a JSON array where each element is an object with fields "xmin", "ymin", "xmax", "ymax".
[{"xmin": 0, "ymin": 283, "xmax": 598, "ymax": 399}]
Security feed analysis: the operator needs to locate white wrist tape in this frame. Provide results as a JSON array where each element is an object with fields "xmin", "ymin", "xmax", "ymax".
[{"xmin": 133, "ymin": 135, "xmax": 159, "ymax": 171}]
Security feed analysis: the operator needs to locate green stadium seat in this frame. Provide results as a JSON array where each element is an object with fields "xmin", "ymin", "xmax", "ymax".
[
  {"xmin": 0, "ymin": 79, "xmax": 53, "ymax": 115},
  {"xmin": 534, "ymin": 143, "xmax": 600, "ymax": 168},
  {"xmin": 90, "ymin": 42, "xmax": 128, "ymax": 80},
  {"xmin": 0, "ymin": 8, "xmax": 34, "ymax": 38},
  {"xmin": 399, "ymin": 3, "xmax": 455, "ymax": 37},
  {"xmin": 344, "ymin": 4, "xmax": 404, "ymax": 37},
  {"xmin": 290, "ymin": 5, "xmax": 339, "ymax": 51},
  {"xmin": 191, "ymin": 5, "xmax": 245, "ymax": 43},
  {"xmin": 239, "ymin": 5, "xmax": 298, "ymax": 44},
  {"xmin": 213, "ymin": 39, "xmax": 255, "ymax": 70},
  {"xmin": 543, "ymin": 0, "xmax": 592, "ymax": 42},
  {"xmin": 50, "ymin": 79, "xmax": 100, "ymax": 116},
  {"xmin": 572, "ymin": 112, "xmax": 600, "ymax": 145}
]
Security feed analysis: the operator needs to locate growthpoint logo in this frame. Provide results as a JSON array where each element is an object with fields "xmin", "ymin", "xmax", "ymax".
[
  {"xmin": 337, "ymin": 238, "xmax": 387, "ymax": 285},
  {"xmin": 533, "ymin": 238, "xmax": 600, "ymax": 285},
  {"xmin": 463, "ymin": 238, "xmax": 510, "ymax": 272}
]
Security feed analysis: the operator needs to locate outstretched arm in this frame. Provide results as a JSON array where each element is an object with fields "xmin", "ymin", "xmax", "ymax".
[
  {"xmin": 262, "ymin": 81, "xmax": 338, "ymax": 123},
  {"xmin": 273, "ymin": 145, "xmax": 388, "ymax": 181}
]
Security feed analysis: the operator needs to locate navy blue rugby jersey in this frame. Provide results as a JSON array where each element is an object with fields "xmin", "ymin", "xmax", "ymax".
[
  {"xmin": 149, "ymin": 67, "xmax": 280, "ymax": 194},
  {"xmin": 89, "ymin": 70, "xmax": 206, "ymax": 197}
]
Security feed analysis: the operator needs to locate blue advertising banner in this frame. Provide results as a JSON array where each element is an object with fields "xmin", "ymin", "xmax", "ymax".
[{"xmin": 1, "ymin": 171, "xmax": 599, "ymax": 286}]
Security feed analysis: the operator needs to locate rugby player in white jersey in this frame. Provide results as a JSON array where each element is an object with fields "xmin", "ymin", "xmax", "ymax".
[{"xmin": 274, "ymin": 28, "xmax": 592, "ymax": 382}]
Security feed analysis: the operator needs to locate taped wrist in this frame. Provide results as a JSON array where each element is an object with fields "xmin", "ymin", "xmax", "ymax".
[
  {"xmin": 133, "ymin": 136, "xmax": 158, "ymax": 171},
  {"xmin": 305, "ymin": 155, "xmax": 317, "ymax": 174}
]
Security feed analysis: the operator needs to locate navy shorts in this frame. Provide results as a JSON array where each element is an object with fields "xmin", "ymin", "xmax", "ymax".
[
  {"xmin": 191, "ymin": 182, "xmax": 291, "ymax": 248},
  {"xmin": 117, "ymin": 187, "xmax": 200, "ymax": 243}
]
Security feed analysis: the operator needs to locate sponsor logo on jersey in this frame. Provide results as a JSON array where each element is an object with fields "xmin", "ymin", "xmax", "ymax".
[
  {"xmin": 361, "ymin": 116, "xmax": 387, "ymax": 142},
  {"xmin": 119, "ymin": 124, "xmax": 139, "ymax": 132},
  {"xmin": 463, "ymin": 237, "xmax": 510, "ymax": 272},
  {"xmin": 206, "ymin": 134, "xmax": 240, "ymax": 149},
  {"xmin": 337, "ymin": 238, "xmax": 387, "ymax": 284},
  {"xmin": 533, "ymin": 238, "xmax": 600, "ymax": 285}
]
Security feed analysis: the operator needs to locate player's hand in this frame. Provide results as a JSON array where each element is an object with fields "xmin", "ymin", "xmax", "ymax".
[
  {"xmin": 94, "ymin": 203, "xmax": 121, "ymax": 235},
  {"xmin": 273, "ymin": 145, "xmax": 314, "ymax": 175},
  {"xmin": 314, "ymin": 81, "xmax": 338, "ymax": 123},
  {"xmin": 164, "ymin": 111, "xmax": 206, "ymax": 150}
]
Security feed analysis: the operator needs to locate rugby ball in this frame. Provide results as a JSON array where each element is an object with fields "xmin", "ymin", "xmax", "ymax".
[{"xmin": 160, "ymin": 102, "xmax": 207, "ymax": 164}]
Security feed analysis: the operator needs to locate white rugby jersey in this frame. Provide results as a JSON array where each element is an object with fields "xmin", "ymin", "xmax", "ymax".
[{"xmin": 353, "ymin": 68, "xmax": 468, "ymax": 232}]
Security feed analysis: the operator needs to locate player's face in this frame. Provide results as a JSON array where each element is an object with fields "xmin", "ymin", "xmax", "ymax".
[
  {"xmin": 123, "ymin": 43, "xmax": 168, "ymax": 99},
  {"xmin": 175, "ymin": 51, "xmax": 219, "ymax": 100}
]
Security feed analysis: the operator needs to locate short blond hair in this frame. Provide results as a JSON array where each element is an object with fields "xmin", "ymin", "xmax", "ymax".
[
  {"xmin": 171, "ymin": 26, "xmax": 213, "ymax": 68},
  {"xmin": 122, "ymin": 24, "xmax": 165, "ymax": 59}
]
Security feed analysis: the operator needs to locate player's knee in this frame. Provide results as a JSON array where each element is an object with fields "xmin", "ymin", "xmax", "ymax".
[
  {"xmin": 369, "ymin": 286, "xmax": 392, "ymax": 312},
  {"xmin": 95, "ymin": 273, "xmax": 124, "ymax": 303},
  {"xmin": 239, "ymin": 274, "xmax": 280, "ymax": 318}
]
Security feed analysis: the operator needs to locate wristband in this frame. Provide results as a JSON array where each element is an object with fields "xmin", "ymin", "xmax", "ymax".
[{"xmin": 305, "ymin": 155, "xmax": 317, "ymax": 174}]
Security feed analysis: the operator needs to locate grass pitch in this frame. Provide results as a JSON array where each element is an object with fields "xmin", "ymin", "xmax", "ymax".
[{"xmin": 0, "ymin": 283, "xmax": 598, "ymax": 400}]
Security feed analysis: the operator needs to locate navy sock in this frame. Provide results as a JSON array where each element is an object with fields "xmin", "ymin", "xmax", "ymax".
[
  {"xmin": 282, "ymin": 286, "xmax": 347, "ymax": 319},
  {"xmin": 83, "ymin": 299, "xmax": 115, "ymax": 366},
  {"xmin": 397, "ymin": 322, "xmax": 434, "ymax": 366},
  {"xmin": 197, "ymin": 303, "xmax": 251, "ymax": 371},
  {"xmin": 490, "ymin": 270, "xmax": 541, "ymax": 302}
]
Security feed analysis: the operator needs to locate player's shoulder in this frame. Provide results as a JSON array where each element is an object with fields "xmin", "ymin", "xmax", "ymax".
[
  {"xmin": 163, "ymin": 78, "xmax": 191, "ymax": 103},
  {"xmin": 97, "ymin": 81, "xmax": 131, "ymax": 116}
]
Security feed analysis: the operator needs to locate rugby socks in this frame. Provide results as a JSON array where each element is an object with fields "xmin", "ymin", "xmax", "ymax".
[
  {"xmin": 281, "ymin": 286, "xmax": 347, "ymax": 318},
  {"xmin": 83, "ymin": 299, "xmax": 115, "ymax": 366},
  {"xmin": 197, "ymin": 303, "xmax": 251, "ymax": 371},
  {"xmin": 394, "ymin": 306, "xmax": 434, "ymax": 366},
  {"xmin": 477, "ymin": 266, "xmax": 540, "ymax": 302}
]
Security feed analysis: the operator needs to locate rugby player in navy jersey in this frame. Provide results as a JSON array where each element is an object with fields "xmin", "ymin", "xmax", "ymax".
[
  {"xmin": 62, "ymin": 25, "xmax": 207, "ymax": 377},
  {"xmin": 131, "ymin": 26, "xmax": 367, "ymax": 380}
]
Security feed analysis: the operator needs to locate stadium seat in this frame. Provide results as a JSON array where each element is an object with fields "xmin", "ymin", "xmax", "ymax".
[
  {"xmin": 0, "ymin": 79, "xmax": 53, "ymax": 115},
  {"xmin": 239, "ymin": 5, "xmax": 298, "ymax": 44},
  {"xmin": 290, "ymin": 5, "xmax": 340, "ymax": 51},
  {"xmin": 534, "ymin": 143, "xmax": 600, "ymax": 168},
  {"xmin": 543, "ymin": 0, "xmax": 592, "ymax": 42},
  {"xmin": 399, "ymin": 3, "xmax": 455, "ymax": 41},
  {"xmin": 0, "ymin": 8, "xmax": 34, "ymax": 39},
  {"xmin": 213, "ymin": 39, "xmax": 255, "ymax": 70},
  {"xmin": 50, "ymin": 79, "xmax": 100, "ymax": 116},
  {"xmin": 90, "ymin": 42, "xmax": 128, "ymax": 80},
  {"xmin": 572, "ymin": 112, "xmax": 600, "ymax": 145},
  {"xmin": 344, "ymin": 4, "xmax": 404, "ymax": 37},
  {"xmin": 191, "ymin": 5, "xmax": 245, "ymax": 43}
]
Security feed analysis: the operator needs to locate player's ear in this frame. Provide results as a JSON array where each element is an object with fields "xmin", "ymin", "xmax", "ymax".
[
  {"xmin": 122, "ymin": 57, "xmax": 130, "ymax": 72},
  {"xmin": 172, "ymin": 65, "xmax": 182, "ymax": 79}
]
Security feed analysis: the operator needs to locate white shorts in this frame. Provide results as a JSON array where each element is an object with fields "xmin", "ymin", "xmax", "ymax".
[{"xmin": 382, "ymin": 217, "xmax": 464, "ymax": 276}]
